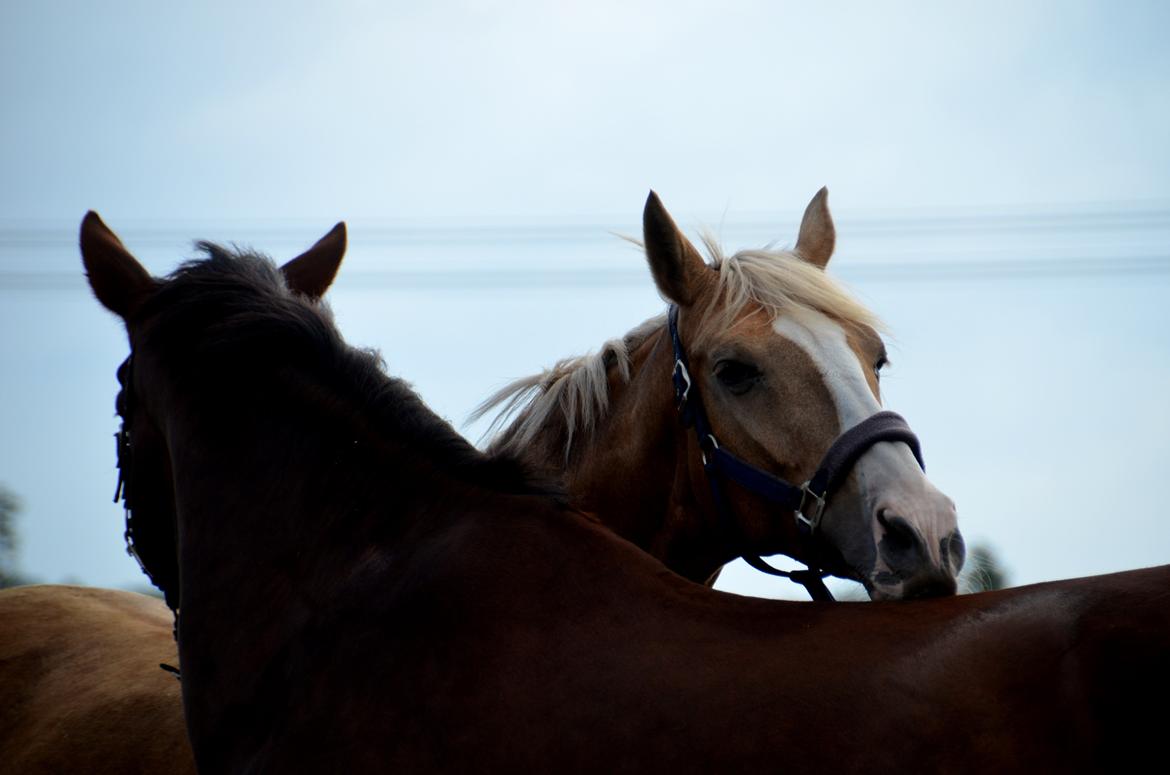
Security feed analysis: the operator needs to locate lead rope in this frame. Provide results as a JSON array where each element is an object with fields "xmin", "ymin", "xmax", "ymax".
[{"xmin": 740, "ymin": 555, "xmax": 834, "ymax": 601}]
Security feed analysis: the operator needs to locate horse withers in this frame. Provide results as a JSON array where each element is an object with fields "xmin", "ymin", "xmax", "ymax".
[{"xmin": 73, "ymin": 209, "xmax": 1170, "ymax": 773}]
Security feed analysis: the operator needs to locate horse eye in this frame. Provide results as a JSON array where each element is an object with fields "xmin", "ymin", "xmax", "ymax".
[
  {"xmin": 714, "ymin": 360, "xmax": 760, "ymax": 394},
  {"xmin": 874, "ymin": 355, "xmax": 889, "ymax": 378}
]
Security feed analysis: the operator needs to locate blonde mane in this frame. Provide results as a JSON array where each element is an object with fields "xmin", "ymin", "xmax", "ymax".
[{"xmin": 472, "ymin": 237, "xmax": 882, "ymax": 460}]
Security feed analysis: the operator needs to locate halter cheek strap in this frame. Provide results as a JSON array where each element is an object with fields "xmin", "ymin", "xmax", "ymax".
[
  {"xmin": 114, "ymin": 354, "xmax": 183, "ymax": 624},
  {"xmin": 668, "ymin": 305, "xmax": 925, "ymax": 602}
]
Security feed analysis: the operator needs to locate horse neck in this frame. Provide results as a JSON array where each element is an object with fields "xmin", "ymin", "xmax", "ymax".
[
  {"xmin": 161, "ymin": 367, "xmax": 487, "ymax": 762},
  {"xmin": 561, "ymin": 326, "xmax": 731, "ymax": 583}
]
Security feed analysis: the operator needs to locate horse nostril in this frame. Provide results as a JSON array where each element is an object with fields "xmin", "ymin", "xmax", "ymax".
[
  {"xmin": 879, "ymin": 510, "xmax": 931, "ymax": 571},
  {"xmin": 877, "ymin": 511, "xmax": 919, "ymax": 556}
]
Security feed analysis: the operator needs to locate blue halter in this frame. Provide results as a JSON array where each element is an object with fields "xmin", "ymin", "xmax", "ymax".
[{"xmin": 667, "ymin": 305, "xmax": 925, "ymax": 601}]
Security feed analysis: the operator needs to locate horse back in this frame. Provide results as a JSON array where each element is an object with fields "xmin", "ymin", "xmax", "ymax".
[
  {"xmin": 1056, "ymin": 566, "xmax": 1170, "ymax": 770},
  {"xmin": 0, "ymin": 584, "xmax": 195, "ymax": 775}
]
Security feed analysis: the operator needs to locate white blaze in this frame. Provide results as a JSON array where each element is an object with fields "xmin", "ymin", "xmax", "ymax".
[
  {"xmin": 772, "ymin": 308, "xmax": 956, "ymax": 572},
  {"xmin": 772, "ymin": 308, "xmax": 880, "ymax": 428}
]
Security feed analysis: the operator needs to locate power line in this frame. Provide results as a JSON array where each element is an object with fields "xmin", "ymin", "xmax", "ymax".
[
  {"xmin": 4, "ymin": 255, "xmax": 1170, "ymax": 292},
  {"xmin": 7, "ymin": 205, "xmax": 1170, "ymax": 291},
  {"xmin": 3, "ymin": 205, "xmax": 1170, "ymax": 248}
]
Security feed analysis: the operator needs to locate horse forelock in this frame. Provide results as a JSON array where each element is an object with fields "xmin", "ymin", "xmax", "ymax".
[
  {"xmin": 693, "ymin": 234, "xmax": 884, "ymax": 345},
  {"xmin": 477, "ymin": 234, "xmax": 882, "ymax": 462},
  {"xmin": 143, "ymin": 243, "xmax": 339, "ymax": 357}
]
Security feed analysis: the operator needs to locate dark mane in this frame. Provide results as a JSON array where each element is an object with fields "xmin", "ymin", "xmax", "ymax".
[{"xmin": 137, "ymin": 243, "xmax": 563, "ymax": 501}]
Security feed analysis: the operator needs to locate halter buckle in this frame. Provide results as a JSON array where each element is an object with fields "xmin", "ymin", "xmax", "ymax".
[
  {"xmin": 795, "ymin": 482, "xmax": 827, "ymax": 533},
  {"xmin": 124, "ymin": 535, "xmax": 150, "ymax": 576},
  {"xmin": 672, "ymin": 359, "xmax": 692, "ymax": 409}
]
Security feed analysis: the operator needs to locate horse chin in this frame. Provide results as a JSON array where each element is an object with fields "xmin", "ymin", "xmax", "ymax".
[
  {"xmin": 839, "ymin": 566, "xmax": 891, "ymax": 601},
  {"xmin": 813, "ymin": 534, "xmax": 956, "ymax": 601},
  {"xmin": 864, "ymin": 568, "xmax": 958, "ymax": 601},
  {"xmin": 865, "ymin": 579, "xmax": 902, "ymax": 601}
]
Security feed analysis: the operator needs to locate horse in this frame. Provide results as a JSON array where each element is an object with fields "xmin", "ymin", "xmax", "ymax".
[
  {"xmin": 475, "ymin": 189, "xmax": 960, "ymax": 600},
  {"xmin": 0, "ymin": 585, "xmax": 194, "ymax": 774},
  {"xmin": 0, "ymin": 223, "xmax": 348, "ymax": 775},
  {"xmin": 3, "ymin": 196, "xmax": 943, "ymax": 772},
  {"xmin": 72, "ymin": 206, "xmax": 1170, "ymax": 772}
]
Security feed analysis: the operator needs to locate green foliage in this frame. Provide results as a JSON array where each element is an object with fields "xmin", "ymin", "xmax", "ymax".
[
  {"xmin": 0, "ymin": 485, "xmax": 29, "ymax": 588},
  {"xmin": 960, "ymin": 543, "xmax": 1009, "ymax": 593}
]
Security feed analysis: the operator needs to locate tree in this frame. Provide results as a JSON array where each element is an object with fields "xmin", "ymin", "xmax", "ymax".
[
  {"xmin": 960, "ymin": 542, "xmax": 1009, "ymax": 593},
  {"xmin": 0, "ymin": 485, "xmax": 28, "ymax": 588}
]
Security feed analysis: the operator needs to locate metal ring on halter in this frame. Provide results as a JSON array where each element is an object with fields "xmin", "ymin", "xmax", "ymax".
[
  {"xmin": 673, "ymin": 359, "xmax": 692, "ymax": 405},
  {"xmin": 700, "ymin": 434, "xmax": 719, "ymax": 466},
  {"xmin": 795, "ymin": 482, "xmax": 827, "ymax": 533}
]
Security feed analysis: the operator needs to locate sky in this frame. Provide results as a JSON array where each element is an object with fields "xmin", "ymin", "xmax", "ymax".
[
  {"xmin": 3, "ymin": 1, "xmax": 1170, "ymax": 222},
  {"xmin": 1, "ymin": 1, "xmax": 1169, "ymax": 599}
]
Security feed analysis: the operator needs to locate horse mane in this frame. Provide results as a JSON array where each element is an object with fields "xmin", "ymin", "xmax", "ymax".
[
  {"xmin": 470, "ymin": 314, "xmax": 665, "ymax": 459},
  {"xmin": 141, "ymin": 244, "xmax": 563, "ymax": 501},
  {"xmin": 473, "ymin": 236, "xmax": 882, "ymax": 462}
]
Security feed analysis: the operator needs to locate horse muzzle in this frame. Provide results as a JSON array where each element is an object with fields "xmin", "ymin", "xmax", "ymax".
[{"xmin": 867, "ymin": 516, "xmax": 965, "ymax": 600}]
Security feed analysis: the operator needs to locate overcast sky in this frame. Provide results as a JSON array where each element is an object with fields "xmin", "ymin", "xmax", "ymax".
[
  {"xmin": 3, "ymin": 1, "xmax": 1169, "ymax": 223},
  {"xmin": 2, "ymin": 1, "xmax": 1168, "ymax": 598}
]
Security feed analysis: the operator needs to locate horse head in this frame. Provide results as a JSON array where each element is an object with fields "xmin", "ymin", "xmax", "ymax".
[
  {"xmin": 642, "ymin": 189, "xmax": 963, "ymax": 600},
  {"xmin": 79, "ymin": 212, "xmax": 347, "ymax": 609}
]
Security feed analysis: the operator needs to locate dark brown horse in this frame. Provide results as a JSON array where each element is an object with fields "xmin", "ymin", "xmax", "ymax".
[
  {"xmin": 67, "ymin": 209, "xmax": 1169, "ymax": 772},
  {"xmin": 476, "ymin": 189, "xmax": 960, "ymax": 600},
  {"xmin": 0, "ymin": 223, "xmax": 348, "ymax": 775}
]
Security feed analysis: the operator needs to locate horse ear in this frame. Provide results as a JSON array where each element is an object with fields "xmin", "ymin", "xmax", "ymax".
[
  {"xmin": 80, "ymin": 211, "xmax": 155, "ymax": 319},
  {"xmin": 281, "ymin": 222, "xmax": 347, "ymax": 299},
  {"xmin": 793, "ymin": 187, "xmax": 836, "ymax": 269},
  {"xmin": 642, "ymin": 191, "xmax": 708, "ymax": 307}
]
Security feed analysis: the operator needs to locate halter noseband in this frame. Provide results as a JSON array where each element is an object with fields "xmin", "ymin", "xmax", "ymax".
[{"xmin": 668, "ymin": 305, "xmax": 925, "ymax": 601}]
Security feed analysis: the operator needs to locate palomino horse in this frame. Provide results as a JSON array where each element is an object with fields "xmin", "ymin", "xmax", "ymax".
[
  {"xmin": 70, "ymin": 209, "xmax": 1168, "ymax": 772},
  {"xmin": 476, "ymin": 189, "xmax": 961, "ymax": 600}
]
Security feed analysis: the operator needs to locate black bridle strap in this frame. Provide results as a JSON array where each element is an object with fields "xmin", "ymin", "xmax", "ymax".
[
  {"xmin": 702, "ymin": 444, "xmax": 802, "ymax": 510},
  {"xmin": 115, "ymin": 354, "xmax": 182, "ymax": 618},
  {"xmin": 701, "ymin": 410, "xmax": 922, "ymax": 527},
  {"xmin": 741, "ymin": 555, "xmax": 835, "ymax": 602},
  {"xmin": 695, "ymin": 445, "xmax": 833, "ymax": 601}
]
